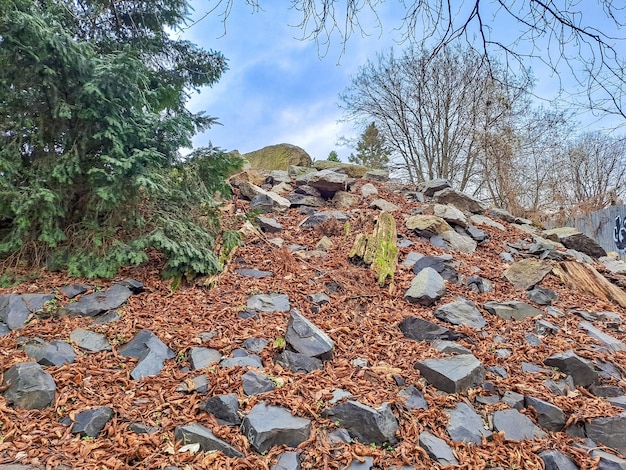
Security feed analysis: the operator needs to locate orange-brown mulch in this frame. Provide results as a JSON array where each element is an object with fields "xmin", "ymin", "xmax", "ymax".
[{"xmin": 0, "ymin": 180, "xmax": 625, "ymax": 469}]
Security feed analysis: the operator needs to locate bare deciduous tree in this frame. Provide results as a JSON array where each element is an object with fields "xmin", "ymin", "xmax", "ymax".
[{"xmin": 208, "ymin": 0, "xmax": 626, "ymax": 120}]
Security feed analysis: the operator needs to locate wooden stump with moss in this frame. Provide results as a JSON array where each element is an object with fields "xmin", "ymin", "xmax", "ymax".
[{"xmin": 349, "ymin": 212, "xmax": 398, "ymax": 286}]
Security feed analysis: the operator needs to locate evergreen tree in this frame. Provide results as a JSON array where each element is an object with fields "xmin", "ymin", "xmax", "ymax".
[
  {"xmin": 348, "ymin": 123, "xmax": 390, "ymax": 169},
  {"xmin": 327, "ymin": 150, "xmax": 340, "ymax": 162},
  {"xmin": 0, "ymin": 0, "xmax": 241, "ymax": 280}
]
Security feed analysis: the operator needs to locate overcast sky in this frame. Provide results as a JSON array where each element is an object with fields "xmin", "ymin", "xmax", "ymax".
[{"xmin": 180, "ymin": 1, "xmax": 624, "ymax": 161}]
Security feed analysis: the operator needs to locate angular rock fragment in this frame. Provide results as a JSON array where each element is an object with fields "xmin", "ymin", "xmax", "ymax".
[
  {"xmin": 433, "ymin": 204, "xmax": 469, "ymax": 228},
  {"xmin": 414, "ymin": 354, "xmax": 485, "ymax": 393},
  {"xmin": 590, "ymin": 449, "xmax": 626, "ymax": 470},
  {"xmin": 299, "ymin": 210, "xmax": 350, "ymax": 229},
  {"xmin": 418, "ymin": 430, "xmax": 458, "ymax": 466},
  {"xmin": 2, "ymin": 362, "xmax": 56, "ymax": 409},
  {"xmin": 585, "ymin": 413, "xmax": 626, "ymax": 455},
  {"xmin": 579, "ymin": 321, "xmax": 626, "ymax": 352},
  {"xmin": 524, "ymin": 396, "xmax": 566, "ymax": 432},
  {"xmin": 276, "ymin": 350, "xmax": 322, "ymax": 374},
  {"xmin": 236, "ymin": 269, "xmax": 274, "ymax": 279},
  {"xmin": 72, "ymin": 406, "xmax": 114, "ymax": 438},
  {"xmin": 242, "ymin": 370, "xmax": 276, "ymax": 396},
  {"xmin": 465, "ymin": 276, "xmax": 494, "ymax": 293},
  {"xmin": 526, "ymin": 286, "xmax": 559, "ymax": 306},
  {"xmin": 199, "ymin": 393, "xmax": 241, "ymax": 425},
  {"xmin": 434, "ymin": 299, "xmax": 486, "ymax": 330},
  {"xmin": 256, "ymin": 216, "xmax": 284, "ymax": 232},
  {"xmin": 492, "ymin": 409, "xmax": 547, "ymax": 440},
  {"xmin": 174, "ymin": 423, "xmax": 244, "ymax": 458},
  {"xmin": 321, "ymin": 400, "xmax": 399, "ymax": 446},
  {"xmin": 176, "ymin": 375, "xmax": 209, "ymax": 393},
  {"xmin": 70, "ymin": 328, "xmax": 112, "ymax": 352},
  {"xmin": 23, "ymin": 340, "xmax": 76, "ymax": 366},
  {"xmin": 286, "ymin": 310, "xmax": 334, "ymax": 359},
  {"xmin": 432, "ymin": 340, "xmax": 472, "ymax": 355},
  {"xmin": 432, "ymin": 188, "xmax": 488, "ymax": 213},
  {"xmin": 404, "ymin": 267, "xmax": 446, "ymax": 306},
  {"xmin": 412, "ymin": 255, "xmax": 457, "ymax": 282},
  {"xmin": 118, "ymin": 329, "xmax": 175, "ymax": 380},
  {"xmin": 189, "ymin": 347, "xmax": 222, "ymax": 370},
  {"xmin": 446, "ymin": 402, "xmax": 492, "ymax": 444},
  {"xmin": 398, "ymin": 385, "xmax": 428, "ymax": 410},
  {"xmin": 247, "ymin": 293, "xmax": 291, "ymax": 313},
  {"xmin": 543, "ymin": 350, "xmax": 598, "ymax": 387},
  {"xmin": 0, "ymin": 294, "xmax": 32, "ymax": 330},
  {"xmin": 242, "ymin": 402, "xmax": 312, "ymax": 453},
  {"xmin": 539, "ymin": 450, "xmax": 579, "ymax": 470},
  {"xmin": 483, "ymin": 301, "xmax": 543, "ymax": 321},
  {"xmin": 273, "ymin": 452, "xmax": 302, "ymax": 470},
  {"xmin": 504, "ymin": 259, "xmax": 553, "ymax": 291},
  {"xmin": 419, "ymin": 178, "xmax": 451, "ymax": 197},
  {"xmin": 440, "ymin": 230, "xmax": 477, "ymax": 253},
  {"xmin": 399, "ymin": 317, "xmax": 457, "ymax": 342},
  {"xmin": 405, "ymin": 215, "xmax": 452, "ymax": 237},
  {"xmin": 58, "ymin": 284, "xmax": 133, "ymax": 317}
]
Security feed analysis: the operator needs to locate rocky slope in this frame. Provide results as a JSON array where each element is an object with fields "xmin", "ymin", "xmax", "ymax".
[{"xmin": 1, "ymin": 168, "xmax": 626, "ymax": 470}]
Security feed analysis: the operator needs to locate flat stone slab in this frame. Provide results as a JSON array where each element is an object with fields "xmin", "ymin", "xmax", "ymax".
[
  {"xmin": 524, "ymin": 396, "xmax": 566, "ymax": 432},
  {"xmin": 434, "ymin": 299, "xmax": 486, "ymax": 330},
  {"xmin": 579, "ymin": 321, "xmax": 626, "ymax": 352},
  {"xmin": 174, "ymin": 423, "xmax": 244, "ymax": 458},
  {"xmin": 321, "ymin": 400, "xmax": 399, "ymax": 446},
  {"xmin": 504, "ymin": 259, "xmax": 553, "ymax": 290},
  {"xmin": 247, "ymin": 294, "xmax": 291, "ymax": 313},
  {"xmin": 276, "ymin": 350, "xmax": 323, "ymax": 373},
  {"xmin": 242, "ymin": 402, "xmax": 312, "ymax": 453},
  {"xmin": 414, "ymin": 354, "xmax": 485, "ymax": 393},
  {"xmin": 0, "ymin": 294, "xmax": 32, "ymax": 330},
  {"xmin": 59, "ymin": 284, "xmax": 133, "ymax": 317},
  {"xmin": 2, "ymin": 362, "xmax": 56, "ymax": 410},
  {"xmin": 199, "ymin": 393, "xmax": 241, "ymax": 425},
  {"xmin": 189, "ymin": 347, "xmax": 222, "ymax": 370},
  {"xmin": 432, "ymin": 188, "xmax": 488, "ymax": 213},
  {"xmin": 70, "ymin": 328, "xmax": 112, "ymax": 352},
  {"xmin": 242, "ymin": 370, "xmax": 276, "ymax": 396},
  {"xmin": 483, "ymin": 301, "xmax": 543, "ymax": 321},
  {"xmin": 493, "ymin": 409, "xmax": 547, "ymax": 441},
  {"xmin": 398, "ymin": 385, "xmax": 428, "ymax": 410},
  {"xmin": 118, "ymin": 329, "xmax": 175, "ymax": 380},
  {"xmin": 539, "ymin": 450, "xmax": 579, "ymax": 470}
]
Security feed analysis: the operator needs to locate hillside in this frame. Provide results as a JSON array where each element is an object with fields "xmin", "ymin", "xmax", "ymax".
[{"xmin": 1, "ymin": 169, "xmax": 625, "ymax": 470}]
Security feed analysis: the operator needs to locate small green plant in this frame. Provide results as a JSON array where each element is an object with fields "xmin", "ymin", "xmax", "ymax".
[
  {"xmin": 81, "ymin": 436, "xmax": 95, "ymax": 441},
  {"xmin": 273, "ymin": 337, "xmax": 286, "ymax": 351},
  {"xmin": 43, "ymin": 298, "xmax": 59, "ymax": 314},
  {"xmin": 382, "ymin": 442, "xmax": 395, "ymax": 452},
  {"xmin": 370, "ymin": 442, "xmax": 378, "ymax": 449}
]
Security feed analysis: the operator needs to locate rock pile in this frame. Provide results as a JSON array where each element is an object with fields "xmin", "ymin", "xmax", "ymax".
[{"xmin": 1, "ymin": 164, "xmax": 626, "ymax": 469}]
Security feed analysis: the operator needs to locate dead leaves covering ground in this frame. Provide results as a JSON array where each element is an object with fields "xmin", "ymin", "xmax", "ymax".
[{"xmin": 0, "ymin": 181, "xmax": 625, "ymax": 469}]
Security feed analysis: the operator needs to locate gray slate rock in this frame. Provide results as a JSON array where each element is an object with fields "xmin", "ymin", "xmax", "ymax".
[
  {"xmin": 242, "ymin": 337, "xmax": 269, "ymax": 353},
  {"xmin": 286, "ymin": 310, "xmax": 334, "ymax": 359},
  {"xmin": 23, "ymin": 340, "xmax": 76, "ymax": 366},
  {"xmin": 579, "ymin": 321, "xmax": 626, "ymax": 352},
  {"xmin": 420, "ymin": 178, "xmax": 451, "ymax": 197},
  {"xmin": 399, "ymin": 317, "xmax": 458, "ymax": 342},
  {"xmin": 0, "ymin": 323, "xmax": 9, "ymax": 337},
  {"xmin": 414, "ymin": 354, "xmax": 485, "ymax": 393},
  {"xmin": 299, "ymin": 210, "xmax": 350, "ymax": 229},
  {"xmin": 242, "ymin": 402, "xmax": 312, "ymax": 453},
  {"xmin": 502, "ymin": 391, "xmax": 525, "ymax": 410},
  {"xmin": 236, "ymin": 269, "xmax": 274, "ymax": 278},
  {"xmin": 59, "ymin": 284, "xmax": 133, "ymax": 317},
  {"xmin": 302, "ymin": 169, "xmax": 350, "ymax": 196},
  {"xmin": 488, "ymin": 208, "xmax": 516, "ymax": 223},
  {"xmin": 466, "ymin": 225, "xmax": 489, "ymax": 243},
  {"xmin": 70, "ymin": 328, "xmax": 112, "ymax": 352},
  {"xmin": 398, "ymin": 385, "xmax": 428, "ymax": 410},
  {"xmin": 117, "ymin": 279, "xmax": 144, "ymax": 294},
  {"xmin": 174, "ymin": 423, "xmax": 244, "ymax": 458},
  {"xmin": 272, "ymin": 452, "xmax": 301, "ymax": 470},
  {"xmin": 118, "ymin": 329, "xmax": 175, "ymax": 380},
  {"xmin": 176, "ymin": 375, "xmax": 209, "ymax": 393},
  {"xmin": 418, "ymin": 430, "xmax": 458, "ymax": 466},
  {"xmin": 247, "ymin": 294, "xmax": 291, "ymax": 313},
  {"xmin": 2, "ymin": 362, "xmax": 56, "ymax": 409},
  {"xmin": 492, "ymin": 409, "xmax": 547, "ymax": 440},
  {"xmin": 434, "ymin": 299, "xmax": 486, "ymax": 330},
  {"xmin": 412, "ymin": 255, "xmax": 458, "ymax": 282},
  {"xmin": 544, "ymin": 350, "xmax": 598, "ymax": 387},
  {"xmin": 433, "ymin": 204, "xmax": 469, "ymax": 228},
  {"xmin": 504, "ymin": 259, "xmax": 553, "ymax": 291},
  {"xmin": 199, "ymin": 393, "xmax": 241, "ymax": 425},
  {"xmin": 276, "ymin": 350, "xmax": 323, "ymax": 373},
  {"xmin": 539, "ymin": 450, "xmax": 579, "ymax": 470},
  {"xmin": 256, "ymin": 215, "xmax": 284, "ymax": 232},
  {"xmin": 220, "ymin": 354, "xmax": 263, "ymax": 369},
  {"xmin": 585, "ymin": 413, "xmax": 626, "ymax": 455},
  {"xmin": 525, "ymin": 396, "xmax": 566, "ymax": 431},
  {"xmin": 446, "ymin": 402, "xmax": 492, "ymax": 444},
  {"xmin": 432, "ymin": 340, "xmax": 472, "ymax": 355},
  {"xmin": 432, "ymin": 188, "xmax": 488, "ymax": 213},
  {"xmin": 590, "ymin": 449, "xmax": 626, "ymax": 470},
  {"xmin": 286, "ymin": 192, "xmax": 325, "ymax": 207},
  {"xmin": 440, "ymin": 230, "xmax": 477, "ymax": 253},
  {"xmin": 404, "ymin": 267, "xmax": 446, "ymax": 306},
  {"xmin": 527, "ymin": 286, "xmax": 559, "ymax": 305},
  {"xmin": 189, "ymin": 347, "xmax": 222, "ymax": 370},
  {"xmin": 465, "ymin": 276, "xmax": 494, "ymax": 293},
  {"xmin": 58, "ymin": 284, "xmax": 89, "ymax": 298},
  {"xmin": 72, "ymin": 406, "xmax": 114, "ymax": 438},
  {"xmin": 242, "ymin": 370, "xmax": 276, "ymax": 395},
  {"xmin": 483, "ymin": 301, "xmax": 543, "ymax": 321},
  {"xmin": 0, "ymin": 294, "xmax": 31, "ymax": 330},
  {"xmin": 321, "ymin": 400, "xmax": 399, "ymax": 445}
]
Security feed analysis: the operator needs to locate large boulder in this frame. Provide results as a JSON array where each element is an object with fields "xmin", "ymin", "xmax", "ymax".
[
  {"xmin": 242, "ymin": 144, "xmax": 312, "ymax": 171},
  {"xmin": 543, "ymin": 227, "xmax": 606, "ymax": 258},
  {"xmin": 432, "ymin": 188, "xmax": 488, "ymax": 214},
  {"xmin": 312, "ymin": 160, "xmax": 369, "ymax": 178}
]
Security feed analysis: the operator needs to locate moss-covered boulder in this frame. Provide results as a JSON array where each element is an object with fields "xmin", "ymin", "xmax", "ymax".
[
  {"xmin": 313, "ymin": 160, "xmax": 369, "ymax": 178},
  {"xmin": 242, "ymin": 144, "xmax": 312, "ymax": 171}
]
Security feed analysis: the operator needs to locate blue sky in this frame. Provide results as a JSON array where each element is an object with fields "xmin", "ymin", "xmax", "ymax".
[
  {"xmin": 180, "ymin": 1, "xmax": 404, "ymax": 161},
  {"xmin": 179, "ymin": 1, "xmax": 624, "ymax": 161}
]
